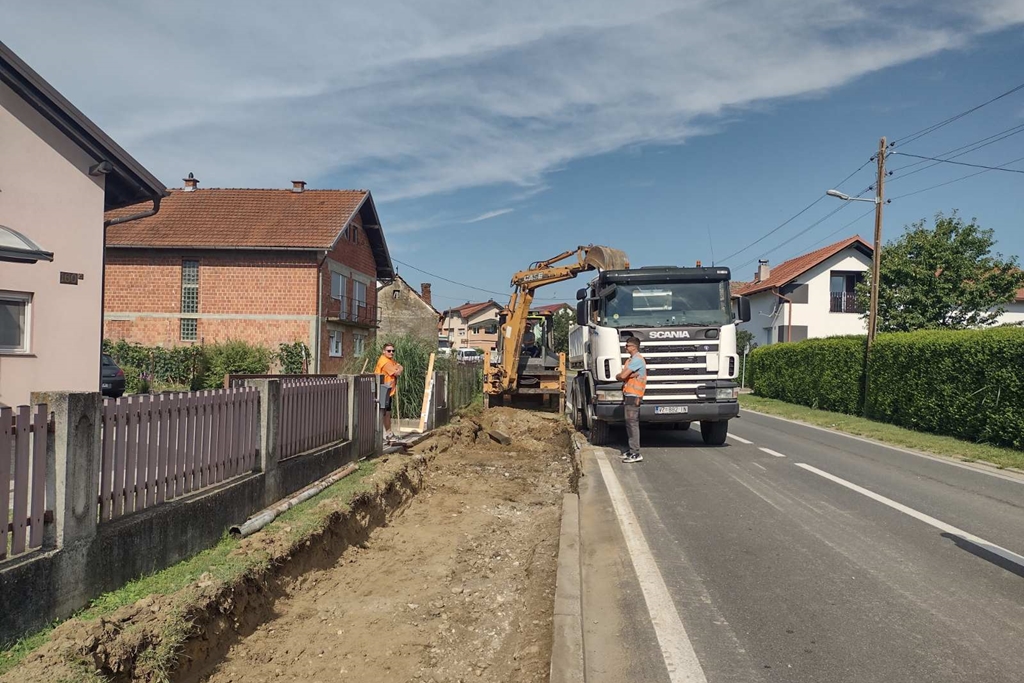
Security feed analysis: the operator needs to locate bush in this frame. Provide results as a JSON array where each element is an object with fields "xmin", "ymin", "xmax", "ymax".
[
  {"xmin": 867, "ymin": 327, "xmax": 1024, "ymax": 450},
  {"xmin": 197, "ymin": 340, "xmax": 273, "ymax": 389},
  {"xmin": 277, "ymin": 342, "xmax": 310, "ymax": 375},
  {"xmin": 749, "ymin": 336, "xmax": 866, "ymax": 415},
  {"xmin": 104, "ymin": 339, "xmax": 273, "ymax": 392}
]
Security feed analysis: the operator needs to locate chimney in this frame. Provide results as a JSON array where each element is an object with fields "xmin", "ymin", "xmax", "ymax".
[
  {"xmin": 183, "ymin": 172, "xmax": 199, "ymax": 192},
  {"xmin": 291, "ymin": 180, "xmax": 306, "ymax": 193},
  {"xmin": 756, "ymin": 259, "xmax": 771, "ymax": 283},
  {"xmin": 420, "ymin": 283, "xmax": 432, "ymax": 306}
]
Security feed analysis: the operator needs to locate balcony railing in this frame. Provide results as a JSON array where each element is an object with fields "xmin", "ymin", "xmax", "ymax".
[
  {"xmin": 830, "ymin": 291, "xmax": 864, "ymax": 313},
  {"xmin": 325, "ymin": 295, "xmax": 378, "ymax": 326}
]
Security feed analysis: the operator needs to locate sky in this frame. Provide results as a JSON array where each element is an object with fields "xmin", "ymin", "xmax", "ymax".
[{"xmin": 5, "ymin": 1, "xmax": 1024, "ymax": 307}]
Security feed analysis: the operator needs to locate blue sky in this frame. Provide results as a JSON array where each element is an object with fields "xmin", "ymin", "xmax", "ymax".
[{"xmin": 6, "ymin": 1, "xmax": 1024, "ymax": 307}]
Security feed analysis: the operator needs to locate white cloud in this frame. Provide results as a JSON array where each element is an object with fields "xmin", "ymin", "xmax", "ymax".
[
  {"xmin": 464, "ymin": 208, "xmax": 514, "ymax": 223},
  {"xmin": 5, "ymin": 1, "xmax": 1024, "ymax": 201}
]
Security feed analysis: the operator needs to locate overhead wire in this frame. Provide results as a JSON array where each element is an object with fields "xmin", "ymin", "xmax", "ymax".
[
  {"xmin": 888, "ymin": 124, "xmax": 1024, "ymax": 182},
  {"xmin": 890, "ymin": 152, "xmax": 1024, "ymax": 175},
  {"xmin": 890, "ymin": 80, "xmax": 1024, "ymax": 148},
  {"xmin": 889, "ymin": 154, "xmax": 1024, "ymax": 201},
  {"xmin": 392, "ymin": 257, "xmax": 563, "ymax": 302}
]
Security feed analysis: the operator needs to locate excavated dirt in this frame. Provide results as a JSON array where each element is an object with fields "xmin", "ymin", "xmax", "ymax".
[
  {"xmin": 201, "ymin": 408, "xmax": 574, "ymax": 683},
  {"xmin": 4, "ymin": 408, "xmax": 574, "ymax": 683}
]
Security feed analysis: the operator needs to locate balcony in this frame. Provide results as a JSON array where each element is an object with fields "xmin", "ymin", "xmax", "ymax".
[
  {"xmin": 830, "ymin": 291, "xmax": 864, "ymax": 314},
  {"xmin": 325, "ymin": 295, "xmax": 378, "ymax": 327}
]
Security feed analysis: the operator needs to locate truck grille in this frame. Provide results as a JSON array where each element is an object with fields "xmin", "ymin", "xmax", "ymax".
[{"xmin": 620, "ymin": 337, "xmax": 721, "ymax": 403}]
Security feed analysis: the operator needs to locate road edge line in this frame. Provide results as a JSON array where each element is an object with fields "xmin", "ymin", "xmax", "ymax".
[{"xmin": 550, "ymin": 492, "xmax": 585, "ymax": 683}]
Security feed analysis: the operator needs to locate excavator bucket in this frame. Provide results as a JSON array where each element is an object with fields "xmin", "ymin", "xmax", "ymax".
[{"xmin": 582, "ymin": 246, "xmax": 629, "ymax": 272}]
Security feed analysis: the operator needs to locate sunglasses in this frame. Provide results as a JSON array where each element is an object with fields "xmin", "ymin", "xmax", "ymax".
[{"xmin": 384, "ymin": 349, "xmax": 395, "ymax": 353}]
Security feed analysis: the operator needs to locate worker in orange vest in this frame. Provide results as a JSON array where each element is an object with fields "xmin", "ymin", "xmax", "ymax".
[
  {"xmin": 616, "ymin": 336, "xmax": 646, "ymax": 463},
  {"xmin": 374, "ymin": 343, "xmax": 403, "ymax": 443}
]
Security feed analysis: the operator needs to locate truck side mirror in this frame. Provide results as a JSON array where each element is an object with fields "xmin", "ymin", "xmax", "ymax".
[
  {"xmin": 734, "ymin": 296, "xmax": 751, "ymax": 323},
  {"xmin": 575, "ymin": 301, "xmax": 587, "ymax": 326},
  {"xmin": 576, "ymin": 288, "xmax": 587, "ymax": 301}
]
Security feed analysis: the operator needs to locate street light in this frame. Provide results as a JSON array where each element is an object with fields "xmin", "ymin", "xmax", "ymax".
[{"xmin": 826, "ymin": 189, "xmax": 878, "ymax": 204}]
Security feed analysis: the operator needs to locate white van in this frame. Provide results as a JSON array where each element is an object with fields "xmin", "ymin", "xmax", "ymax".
[{"xmin": 456, "ymin": 348, "xmax": 481, "ymax": 363}]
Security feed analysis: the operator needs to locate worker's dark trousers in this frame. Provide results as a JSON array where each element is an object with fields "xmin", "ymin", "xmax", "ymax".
[{"xmin": 624, "ymin": 396, "xmax": 641, "ymax": 453}]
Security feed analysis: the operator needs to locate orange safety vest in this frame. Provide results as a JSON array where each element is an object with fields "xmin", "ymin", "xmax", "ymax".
[
  {"xmin": 623, "ymin": 354, "xmax": 647, "ymax": 397},
  {"xmin": 374, "ymin": 354, "xmax": 400, "ymax": 396}
]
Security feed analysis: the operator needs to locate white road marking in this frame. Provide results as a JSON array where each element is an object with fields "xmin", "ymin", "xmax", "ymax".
[
  {"xmin": 727, "ymin": 434, "xmax": 754, "ymax": 445},
  {"xmin": 743, "ymin": 408, "xmax": 1024, "ymax": 485},
  {"xmin": 759, "ymin": 447, "xmax": 787, "ymax": 458},
  {"xmin": 595, "ymin": 450, "xmax": 708, "ymax": 683},
  {"xmin": 752, "ymin": 462, "xmax": 767, "ymax": 471},
  {"xmin": 795, "ymin": 462, "xmax": 1024, "ymax": 570}
]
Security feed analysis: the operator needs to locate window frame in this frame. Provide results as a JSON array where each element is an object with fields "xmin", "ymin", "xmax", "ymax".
[
  {"xmin": 328, "ymin": 329, "xmax": 344, "ymax": 357},
  {"xmin": 180, "ymin": 260, "xmax": 200, "ymax": 341},
  {"xmin": 0, "ymin": 290, "xmax": 32, "ymax": 354},
  {"xmin": 353, "ymin": 333, "xmax": 367, "ymax": 356}
]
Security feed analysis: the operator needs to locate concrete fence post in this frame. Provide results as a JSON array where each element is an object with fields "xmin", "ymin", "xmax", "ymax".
[
  {"xmin": 343, "ymin": 374, "xmax": 357, "ymax": 442},
  {"xmin": 32, "ymin": 391, "xmax": 102, "ymax": 549},
  {"xmin": 246, "ymin": 379, "xmax": 281, "ymax": 506}
]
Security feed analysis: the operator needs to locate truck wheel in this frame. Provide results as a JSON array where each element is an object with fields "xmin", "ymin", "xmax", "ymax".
[
  {"xmin": 700, "ymin": 420, "xmax": 728, "ymax": 445},
  {"xmin": 589, "ymin": 418, "xmax": 611, "ymax": 446}
]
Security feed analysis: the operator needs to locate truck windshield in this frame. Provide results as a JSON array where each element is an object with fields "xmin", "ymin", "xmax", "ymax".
[{"xmin": 597, "ymin": 281, "xmax": 733, "ymax": 327}]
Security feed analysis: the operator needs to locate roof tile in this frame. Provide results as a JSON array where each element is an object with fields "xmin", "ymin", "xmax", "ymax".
[{"xmin": 735, "ymin": 236, "xmax": 872, "ymax": 296}]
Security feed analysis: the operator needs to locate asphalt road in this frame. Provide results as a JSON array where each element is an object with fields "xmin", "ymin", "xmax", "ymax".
[{"xmin": 578, "ymin": 409, "xmax": 1024, "ymax": 683}]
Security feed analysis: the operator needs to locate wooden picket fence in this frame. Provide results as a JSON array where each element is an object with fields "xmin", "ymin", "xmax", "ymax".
[
  {"xmin": 98, "ymin": 388, "xmax": 259, "ymax": 522},
  {"xmin": 2, "ymin": 405, "xmax": 48, "ymax": 560},
  {"xmin": 278, "ymin": 376, "xmax": 349, "ymax": 460}
]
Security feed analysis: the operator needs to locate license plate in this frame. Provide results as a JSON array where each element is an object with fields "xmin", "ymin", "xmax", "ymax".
[
  {"xmin": 101, "ymin": 383, "xmax": 112, "ymax": 389},
  {"xmin": 655, "ymin": 406, "xmax": 688, "ymax": 414}
]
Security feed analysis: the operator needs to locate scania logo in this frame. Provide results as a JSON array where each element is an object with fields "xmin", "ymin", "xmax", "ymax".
[{"xmin": 648, "ymin": 330, "xmax": 691, "ymax": 339}]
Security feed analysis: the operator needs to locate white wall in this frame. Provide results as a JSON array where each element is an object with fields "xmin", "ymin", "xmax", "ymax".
[
  {"xmin": 737, "ymin": 247, "xmax": 870, "ymax": 345},
  {"xmin": 0, "ymin": 80, "xmax": 106, "ymax": 407},
  {"xmin": 996, "ymin": 301, "xmax": 1024, "ymax": 326}
]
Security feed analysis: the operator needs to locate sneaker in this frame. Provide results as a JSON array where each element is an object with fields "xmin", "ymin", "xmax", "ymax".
[{"xmin": 621, "ymin": 451, "xmax": 643, "ymax": 463}]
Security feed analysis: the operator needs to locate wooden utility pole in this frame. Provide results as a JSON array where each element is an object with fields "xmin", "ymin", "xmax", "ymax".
[{"xmin": 868, "ymin": 136, "xmax": 886, "ymax": 347}]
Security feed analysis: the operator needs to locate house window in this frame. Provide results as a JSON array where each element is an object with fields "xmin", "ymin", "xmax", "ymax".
[
  {"xmin": 829, "ymin": 271, "xmax": 865, "ymax": 313},
  {"xmin": 329, "ymin": 330, "xmax": 343, "ymax": 357},
  {"xmin": 353, "ymin": 333, "xmax": 366, "ymax": 356},
  {"xmin": 331, "ymin": 272, "xmax": 349, "ymax": 319},
  {"xmin": 0, "ymin": 291, "xmax": 31, "ymax": 353},
  {"xmin": 353, "ymin": 281, "xmax": 367, "ymax": 317},
  {"xmin": 181, "ymin": 260, "xmax": 199, "ymax": 341},
  {"xmin": 392, "ymin": 289, "xmax": 400, "ymax": 299}
]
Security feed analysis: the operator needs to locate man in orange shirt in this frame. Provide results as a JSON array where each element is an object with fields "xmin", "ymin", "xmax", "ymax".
[{"xmin": 374, "ymin": 343, "xmax": 403, "ymax": 443}]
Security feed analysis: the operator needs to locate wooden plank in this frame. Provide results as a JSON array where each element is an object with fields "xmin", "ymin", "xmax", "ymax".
[
  {"xmin": 157, "ymin": 394, "xmax": 169, "ymax": 504},
  {"xmin": 99, "ymin": 400, "xmax": 114, "ymax": 521},
  {"xmin": 11, "ymin": 406, "xmax": 31, "ymax": 555},
  {"xmin": 0, "ymin": 407, "xmax": 12, "ymax": 559},
  {"xmin": 139, "ymin": 394, "xmax": 154, "ymax": 510},
  {"xmin": 198, "ymin": 392, "xmax": 209, "ymax": 490},
  {"xmin": 113, "ymin": 398, "xmax": 128, "ymax": 518},
  {"xmin": 210, "ymin": 391, "xmax": 221, "ymax": 485},
  {"xmin": 124, "ymin": 396, "xmax": 139, "ymax": 514},
  {"xmin": 183, "ymin": 393, "xmax": 196, "ymax": 494},
  {"xmin": 166, "ymin": 394, "xmax": 180, "ymax": 500},
  {"xmin": 29, "ymin": 405, "xmax": 47, "ymax": 548},
  {"xmin": 228, "ymin": 388, "xmax": 239, "ymax": 477},
  {"xmin": 418, "ymin": 353, "xmax": 436, "ymax": 432}
]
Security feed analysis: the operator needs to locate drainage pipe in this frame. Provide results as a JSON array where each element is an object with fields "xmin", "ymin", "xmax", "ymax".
[{"xmin": 230, "ymin": 462, "xmax": 359, "ymax": 538}]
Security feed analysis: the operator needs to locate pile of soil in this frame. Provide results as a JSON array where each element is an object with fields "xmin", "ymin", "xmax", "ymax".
[
  {"xmin": 203, "ymin": 408, "xmax": 574, "ymax": 682},
  {"xmin": 4, "ymin": 408, "xmax": 575, "ymax": 683}
]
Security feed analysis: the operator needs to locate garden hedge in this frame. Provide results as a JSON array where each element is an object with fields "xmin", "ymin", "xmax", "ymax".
[{"xmin": 748, "ymin": 327, "xmax": 1024, "ymax": 450}]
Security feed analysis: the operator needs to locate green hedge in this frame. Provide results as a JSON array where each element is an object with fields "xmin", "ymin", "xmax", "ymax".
[
  {"xmin": 748, "ymin": 328, "xmax": 1024, "ymax": 450},
  {"xmin": 749, "ymin": 336, "xmax": 866, "ymax": 415},
  {"xmin": 867, "ymin": 328, "xmax": 1024, "ymax": 450},
  {"xmin": 103, "ymin": 339, "xmax": 278, "ymax": 392}
]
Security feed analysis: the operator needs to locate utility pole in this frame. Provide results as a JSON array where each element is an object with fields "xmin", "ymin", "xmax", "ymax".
[{"xmin": 868, "ymin": 136, "xmax": 886, "ymax": 347}]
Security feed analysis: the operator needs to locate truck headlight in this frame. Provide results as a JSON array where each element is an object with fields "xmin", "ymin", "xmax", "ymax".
[
  {"xmin": 716, "ymin": 387, "xmax": 738, "ymax": 400},
  {"xmin": 596, "ymin": 390, "xmax": 623, "ymax": 402}
]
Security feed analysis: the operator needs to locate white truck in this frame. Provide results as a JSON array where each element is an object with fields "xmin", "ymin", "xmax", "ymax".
[{"xmin": 565, "ymin": 265, "xmax": 751, "ymax": 446}]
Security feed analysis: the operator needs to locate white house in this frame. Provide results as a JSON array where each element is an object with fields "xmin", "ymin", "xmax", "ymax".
[
  {"xmin": 735, "ymin": 236, "xmax": 872, "ymax": 346},
  {"xmin": 0, "ymin": 41, "xmax": 166, "ymax": 407},
  {"xmin": 996, "ymin": 288, "xmax": 1024, "ymax": 325}
]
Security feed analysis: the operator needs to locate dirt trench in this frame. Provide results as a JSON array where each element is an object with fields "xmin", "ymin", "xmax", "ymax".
[{"xmin": 199, "ymin": 408, "xmax": 574, "ymax": 683}]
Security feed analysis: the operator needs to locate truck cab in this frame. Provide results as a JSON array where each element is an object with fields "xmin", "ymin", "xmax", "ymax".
[{"xmin": 567, "ymin": 265, "xmax": 751, "ymax": 445}]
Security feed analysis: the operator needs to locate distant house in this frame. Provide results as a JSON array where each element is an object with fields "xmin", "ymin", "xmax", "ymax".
[
  {"xmin": 734, "ymin": 236, "xmax": 872, "ymax": 346},
  {"xmin": 0, "ymin": 41, "xmax": 166, "ymax": 407},
  {"xmin": 439, "ymin": 300, "xmax": 502, "ymax": 352},
  {"xmin": 530, "ymin": 303, "xmax": 573, "ymax": 316},
  {"xmin": 996, "ymin": 287, "xmax": 1024, "ymax": 325},
  {"xmin": 103, "ymin": 177, "xmax": 394, "ymax": 373},
  {"xmin": 377, "ymin": 276, "xmax": 440, "ymax": 344}
]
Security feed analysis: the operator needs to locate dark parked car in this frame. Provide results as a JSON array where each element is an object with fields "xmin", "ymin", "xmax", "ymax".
[{"xmin": 101, "ymin": 354, "xmax": 126, "ymax": 398}]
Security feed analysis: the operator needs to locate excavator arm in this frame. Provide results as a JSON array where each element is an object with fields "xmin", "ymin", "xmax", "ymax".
[{"xmin": 485, "ymin": 245, "xmax": 629, "ymax": 396}]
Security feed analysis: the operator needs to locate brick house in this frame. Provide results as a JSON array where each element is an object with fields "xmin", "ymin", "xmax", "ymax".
[
  {"xmin": 438, "ymin": 301, "xmax": 502, "ymax": 352},
  {"xmin": 103, "ymin": 177, "xmax": 395, "ymax": 373},
  {"xmin": 376, "ymin": 275, "xmax": 439, "ymax": 345}
]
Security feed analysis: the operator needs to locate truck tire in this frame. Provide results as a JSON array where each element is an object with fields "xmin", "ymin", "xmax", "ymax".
[
  {"xmin": 700, "ymin": 420, "xmax": 728, "ymax": 445},
  {"xmin": 589, "ymin": 418, "xmax": 611, "ymax": 446}
]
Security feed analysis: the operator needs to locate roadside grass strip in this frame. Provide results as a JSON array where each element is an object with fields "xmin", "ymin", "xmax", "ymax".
[
  {"xmin": 0, "ymin": 462, "xmax": 379, "ymax": 677},
  {"xmin": 739, "ymin": 395, "xmax": 1024, "ymax": 472}
]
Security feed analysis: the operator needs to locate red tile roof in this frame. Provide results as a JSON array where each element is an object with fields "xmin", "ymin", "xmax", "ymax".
[
  {"xmin": 105, "ymin": 188, "xmax": 369, "ymax": 249},
  {"xmin": 1016, "ymin": 287, "xmax": 1024, "ymax": 302},
  {"xmin": 530, "ymin": 303, "xmax": 572, "ymax": 315},
  {"xmin": 734, "ymin": 236, "xmax": 872, "ymax": 296},
  {"xmin": 446, "ymin": 301, "xmax": 500, "ymax": 319}
]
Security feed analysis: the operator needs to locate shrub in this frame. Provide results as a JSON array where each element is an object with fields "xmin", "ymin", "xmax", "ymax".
[
  {"xmin": 277, "ymin": 342, "xmax": 310, "ymax": 375},
  {"xmin": 749, "ymin": 336, "xmax": 866, "ymax": 415},
  {"xmin": 197, "ymin": 340, "xmax": 274, "ymax": 389},
  {"xmin": 866, "ymin": 327, "xmax": 1024, "ymax": 450}
]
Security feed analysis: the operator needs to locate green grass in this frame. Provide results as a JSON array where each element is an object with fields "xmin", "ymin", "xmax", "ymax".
[
  {"xmin": 739, "ymin": 394, "xmax": 1024, "ymax": 471},
  {"xmin": 0, "ymin": 461, "xmax": 380, "ymax": 678}
]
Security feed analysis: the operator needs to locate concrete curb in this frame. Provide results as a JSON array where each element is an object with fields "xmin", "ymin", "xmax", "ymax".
[{"xmin": 550, "ymin": 492, "xmax": 585, "ymax": 683}]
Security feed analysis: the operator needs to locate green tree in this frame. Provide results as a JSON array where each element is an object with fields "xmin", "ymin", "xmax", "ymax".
[
  {"xmin": 857, "ymin": 212, "xmax": 1024, "ymax": 333},
  {"xmin": 552, "ymin": 308, "xmax": 572, "ymax": 354},
  {"xmin": 736, "ymin": 329, "xmax": 756, "ymax": 354}
]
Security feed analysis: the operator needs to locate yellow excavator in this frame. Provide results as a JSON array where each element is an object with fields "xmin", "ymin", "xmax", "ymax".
[{"xmin": 483, "ymin": 245, "xmax": 629, "ymax": 410}]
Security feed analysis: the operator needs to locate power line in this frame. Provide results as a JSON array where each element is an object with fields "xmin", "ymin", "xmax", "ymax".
[
  {"xmin": 719, "ymin": 159, "xmax": 873, "ymax": 265},
  {"xmin": 890, "ymin": 152, "xmax": 1024, "ymax": 175},
  {"xmin": 890, "ymin": 80, "xmax": 1024, "ymax": 147},
  {"xmin": 391, "ymin": 257, "xmax": 562, "ymax": 302},
  {"xmin": 890, "ymin": 153, "xmax": 1024, "ymax": 200},
  {"xmin": 889, "ymin": 123, "xmax": 1024, "ymax": 182},
  {"xmin": 802, "ymin": 206, "xmax": 876, "ymax": 251}
]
